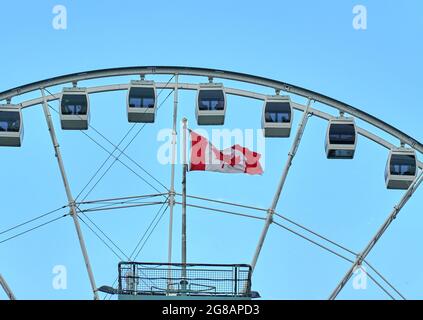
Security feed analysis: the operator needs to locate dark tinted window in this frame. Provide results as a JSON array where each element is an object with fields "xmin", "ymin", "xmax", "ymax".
[
  {"xmin": 128, "ymin": 87, "xmax": 155, "ymax": 108},
  {"xmin": 61, "ymin": 94, "xmax": 88, "ymax": 115},
  {"xmin": 390, "ymin": 154, "xmax": 416, "ymax": 176},
  {"xmin": 329, "ymin": 124, "xmax": 355, "ymax": 145},
  {"xmin": 328, "ymin": 149, "xmax": 354, "ymax": 159},
  {"xmin": 265, "ymin": 102, "xmax": 291, "ymax": 123},
  {"xmin": 0, "ymin": 111, "xmax": 21, "ymax": 132},
  {"xmin": 198, "ymin": 90, "xmax": 225, "ymax": 111}
]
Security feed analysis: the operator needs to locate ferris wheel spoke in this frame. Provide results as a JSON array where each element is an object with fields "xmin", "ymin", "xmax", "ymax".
[
  {"xmin": 40, "ymin": 89, "xmax": 99, "ymax": 300},
  {"xmin": 272, "ymin": 220, "xmax": 402, "ymax": 300},
  {"xmin": 0, "ymin": 274, "xmax": 16, "ymax": 300},
  {"xmin": 176, "ymin": 198, "xmax": 404, "ymax": 300},
  {"xmin": 0, "ymin": 67, "xmax": 421, "ymax": 300},
  {"xmin": 38, "ymin": 87, "xmax": 168, "ymax": 204},
  {"xmin": 329, "ymin": 170, "xmax": 423, "ymax": 300},
  {"xmin": 251, "ymin": 99, "xmax": 314, "ymax": 272}
]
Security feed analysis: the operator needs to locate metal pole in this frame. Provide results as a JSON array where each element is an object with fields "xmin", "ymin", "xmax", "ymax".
[
  {"xmin": 251, "ymin": 99, "xmax": 313, "ymax": 271},
  {"xmin": 0, "ymin": 274, "xmax": 16, "ymax": 300},
  {"xmin": 181, "ymin": 118, "xmax": 188, "ymax": 292},
  {"xmin": 167, "ymin": 74, "xmax": 178, "ymax": 291},
  {"xmin": 329, "ymin": 170, "xmax": 423, "ymax": 300},
  {"xmin": 40, "ymin": 89, "xmax": 99, "ymax": 300}
]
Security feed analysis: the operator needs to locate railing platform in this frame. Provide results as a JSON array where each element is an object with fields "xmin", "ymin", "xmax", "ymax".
[{"xmin": 112, "ymin": 262, "xmax": 258, "ymax": 300}]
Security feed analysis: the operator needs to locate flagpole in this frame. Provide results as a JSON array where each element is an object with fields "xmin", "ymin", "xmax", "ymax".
[{"xmin": 181, "ymin": 117, "xmax": 188, "ymax": 293}]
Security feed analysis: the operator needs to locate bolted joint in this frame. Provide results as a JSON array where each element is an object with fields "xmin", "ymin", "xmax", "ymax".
[
  {"xmin": 168, "ymin": 193, "xmax": 176, "ymax": 206},
  {"xmin": 68, "ymin": 200, "xmax": 77, "ymax": 209},
  {"xmin": 356, "ymin": 253, "xmax": 364, "ymax": 266},
  {"xmin": 171, "ymin": 132, "xmax": 177, "ymax": 144},
  {"xmin": 266, "ymin": 208, "xmax": 275, "ymax": 223},
  {"xmin": 392, "ymin": 209, "xmax": 400, "ymax": 220},
  {"xmin": 393, "ymin": 205, "xmax": 400, "ymax": 219}
]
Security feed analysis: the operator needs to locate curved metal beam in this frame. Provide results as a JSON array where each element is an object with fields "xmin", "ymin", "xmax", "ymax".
[
  {"xmin": 0, "ymin": 66, "xmax": 421, "ymax": 153},
  {"xmin": 15, "ymin": 82, "xmax": 423, "ymax": 169}
]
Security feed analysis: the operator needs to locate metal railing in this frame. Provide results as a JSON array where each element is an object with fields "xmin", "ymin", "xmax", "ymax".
[{"xmin": 118, "ymin": 262, "xmax": 252, "ymax": 297}]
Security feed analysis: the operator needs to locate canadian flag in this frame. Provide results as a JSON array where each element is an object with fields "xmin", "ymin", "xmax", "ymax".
[{"xmin": 189, "ymin": 130, "xmax": 263, "ymax": 175}]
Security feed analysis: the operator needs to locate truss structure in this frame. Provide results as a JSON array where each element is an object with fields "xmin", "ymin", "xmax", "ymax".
[{"xmin": 0, "ymin": 66, "xmax": 421, "ymax": 300}]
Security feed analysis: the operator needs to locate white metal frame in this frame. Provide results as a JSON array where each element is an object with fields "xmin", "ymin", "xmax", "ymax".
[
  {"xmin": 41, "ymin": 89, "xmax": 99, "ymax": 300},
  {"xmin": 1, "ymin": 66, "xmax": 420, "ymax": 153},
  {"xmin": 167, "ymin": 74, "xmax": 178, "ymax": 290},
  {"xmin": 329, "ymin": 170, "xmax": 423, "ymax": 299},
  {"xmin": 252, "ymin": 99, "xmax": 313, "ymax": 271},
  {"xmin": 13, "ymin": 83, "xmax": 423, "ymax": 169},
  {"xmin": 0, "ymin": 66, "xmax": 421, "ymax": 300}
]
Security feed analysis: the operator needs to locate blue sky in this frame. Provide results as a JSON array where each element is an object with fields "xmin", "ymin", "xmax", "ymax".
[{"xmin": 0, "ymin": 0, "xmax": 422, "ymax": 300}]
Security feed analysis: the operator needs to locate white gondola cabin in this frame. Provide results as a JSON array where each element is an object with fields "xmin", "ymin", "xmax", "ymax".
[
  {"xmin": 262, "ymin": 95, "xmax": 293, "ymax": 137},
  {"xmin": 385, "ymin": 148, "xmax": 417, "ymax": 190},
  {"xmin": 0, "ymin": 105, "xmax": 23, "ymax": 147},
  {"xmin": 127, "ymin": 80, "xmax": 157, "ymax": 123},
  {"xmin": 60, "ymin": 88, "xmax": 90, "ymax": 130},
  {"xmin": 325, "ymin": 117, "xmax": 357, "ymax": 159},
  {"xmin": 196, "ymin": 83, "xmax": 226, "ymax": 125}
]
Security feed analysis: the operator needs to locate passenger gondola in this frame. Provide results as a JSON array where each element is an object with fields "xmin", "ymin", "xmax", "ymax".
[
  {"xmin": 127, "ymin": 80, "xmax": 157, "ymax": 123},
  {"xmin": 0, "ymin": 105, "xmax": 23, "ymax": 147},
  {"xmin": 385, "ymin": 148, "xmax": 417, "ymax": 189},
  {"xmin": 262, "ymin": 95, "xmax": 293, "ymax": 137},
  {"xmin": 60, "ymin": 87, "xmax": 90, "ymax": 130},
  {"xmin": 196, "ymin": 83, "xmax": 226, "ymax": 125},
  {"xmin": 325, "ymin": 117, "xmax": 357, "ymax": 159}
]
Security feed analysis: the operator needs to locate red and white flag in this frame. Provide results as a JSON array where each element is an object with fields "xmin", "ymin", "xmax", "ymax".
[{"xmin": 189, "ymin": 130, "xmax": 263, "ymax": 175}]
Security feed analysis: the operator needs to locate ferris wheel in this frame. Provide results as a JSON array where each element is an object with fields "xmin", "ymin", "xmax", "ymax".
[{"xmin": 0, "ymin": 66, "xmax": 421, "ymax": 300}]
